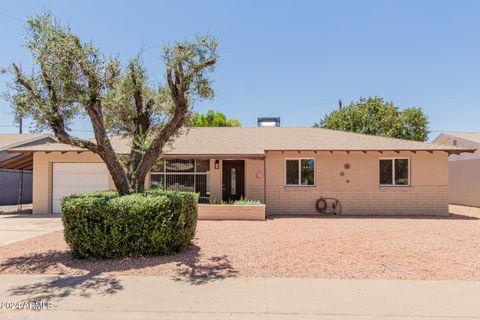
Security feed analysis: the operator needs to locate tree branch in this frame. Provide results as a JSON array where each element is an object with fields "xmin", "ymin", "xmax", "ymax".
[
  {"xmin": 133, "ymin": 55, "xmax": 216, "ymax": 181},
  {"xmin": 166, "ymin": 66, "xmax": 179, "ymax": 105},
  {"xmin": 187, "ymin": 59, "xmax": 216, "ymax": 78},
  {"xmin": 54, "ymin": 130, "xmax": 100, "ymax": 153},
  {"xmin": 13, "ymin": 64, "xmax": 38, "ymax": 96},
  {"xmin": 134, "ymin": 95, "xmax": 188, "ymax": 180},
  {"xmin": 13, "ymin": 63, "xmax": 99, "ymax": 153}
]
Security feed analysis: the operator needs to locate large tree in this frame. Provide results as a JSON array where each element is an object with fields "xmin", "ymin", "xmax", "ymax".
[
  {"xmin": 9, "ymin": 12, "xmax": 218, "ymax": 194},
  {"xmin": 191, "ymin": 109, "xmax": 241, "ymax": 127},
  {"xmin": 314, "ymin": 97, "xmax": 429, "ymax": 141}
]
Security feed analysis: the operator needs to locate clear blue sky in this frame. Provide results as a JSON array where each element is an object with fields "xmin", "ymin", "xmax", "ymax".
[{"xmin": 1, "ymin": 0, "xmax": 479, "ymax": 140}]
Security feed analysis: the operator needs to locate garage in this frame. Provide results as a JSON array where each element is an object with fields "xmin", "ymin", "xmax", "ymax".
[{"xmin": 52, "ymin": 163, "xmax": 109, "ymax": 213}]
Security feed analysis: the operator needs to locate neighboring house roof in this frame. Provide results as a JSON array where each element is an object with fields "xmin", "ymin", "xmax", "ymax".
[
  {"xmin": 8, "ymin": 127, "xmax": 475, "ymax": 155},
  {"xmin": 0, "ymin": 133, "xmax": 54, "ymax": 151},
  {"xmin": 433, "ymin": 132, "xmax": 480, "ymax": 146}
]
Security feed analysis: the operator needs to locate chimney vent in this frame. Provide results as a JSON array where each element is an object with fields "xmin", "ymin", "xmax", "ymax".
[{"xmin": 258, "ymin": 117, "xmax": 280, "ymax": 127}]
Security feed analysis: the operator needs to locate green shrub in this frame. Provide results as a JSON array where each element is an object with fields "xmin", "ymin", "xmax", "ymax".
[
  {"xmin": 233, "ymin": 198, "xmax": 261, "ymax": 205},
  {"xmin": 209, "ymin": 196, "xmax": 262, "ymax": 205},
  {"xmin": 61, "ymin": 189, "xmax": 198, "ymax": 259}
]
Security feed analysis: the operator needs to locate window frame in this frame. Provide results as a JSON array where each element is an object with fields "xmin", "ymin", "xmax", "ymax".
[
  {"xmin": 284, "ymin": 158, "xmax": 316, "ymax": 187},
  {"xmin": 379, "ymin": 157, "xmax": 410, "ymax": 187}
]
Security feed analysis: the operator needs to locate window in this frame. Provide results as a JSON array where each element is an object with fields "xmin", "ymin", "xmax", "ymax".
[
  {"xmin": 379, "ymin": 158, "xmax": 409, "ymax": 186},
  {"xmin": 151, "ymin": 159, "xmax": 211, "ymax": 202},
  {"xmin": 230, "ymin": 168, "xmax": 236, "ymax": 195},
  {"xmin": 285, "ymin": 159, "xmax": 315, "ymax": 186}
]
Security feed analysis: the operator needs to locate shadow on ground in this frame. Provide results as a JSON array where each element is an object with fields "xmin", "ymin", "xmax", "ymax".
[
  {"xmin": 0, "ymin": 243, "xmax": 238, "ymax": 292},
  {"xmin": 172, "ymin": 252, "xmax": 238, "ymax": 285},
  {"xmin": 7, "ymin": 273, "xmax": 123, "ymax": 304}
]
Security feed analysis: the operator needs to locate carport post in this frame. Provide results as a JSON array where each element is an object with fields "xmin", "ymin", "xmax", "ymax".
[{"xmin": 17, "ymin": 169, "xmax": 24, "ymax": 211}]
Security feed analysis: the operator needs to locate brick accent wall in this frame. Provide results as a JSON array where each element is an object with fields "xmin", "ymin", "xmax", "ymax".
[{"xmin": 263, "ymin": 151, "xmax": 449, "ymax": 216}]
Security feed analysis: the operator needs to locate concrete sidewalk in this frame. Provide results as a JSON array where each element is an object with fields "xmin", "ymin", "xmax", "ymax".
[{"xmin": 0, "ymin": 275, "xmax": 479, "ymax": 319}]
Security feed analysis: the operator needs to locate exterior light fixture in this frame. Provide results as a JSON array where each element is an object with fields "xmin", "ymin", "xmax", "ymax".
[{"xmin": 214, "ymin": 160, "xmax": 219, "ymax": 169}]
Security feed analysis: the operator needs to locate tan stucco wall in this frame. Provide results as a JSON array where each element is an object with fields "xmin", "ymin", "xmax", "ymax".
[
  {"xmin": 32, "ymin": 152, "xmax": 115, "ymax": 214},
  {"xmin": 264, "ymin": 151, "xmax": 449, "ymax": 216},
  {"xmin": 448, "ymin": 159, "xmax": 480, "ymax": 207},
  {"xmin": 209, "ymin": 159, "xmax": 222, "ymax": 201}
]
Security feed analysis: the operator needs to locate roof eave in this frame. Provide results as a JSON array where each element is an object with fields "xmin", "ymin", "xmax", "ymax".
[
  {"xmin": 0, "ymin": 134, "xmax": 55, "ymax": 152},
  {"xmin": 264, "ymin": 149, "xmax": 476, "ymax": 155}
]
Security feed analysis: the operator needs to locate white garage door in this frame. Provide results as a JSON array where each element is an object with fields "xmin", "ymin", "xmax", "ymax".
[{"xmin": 52, "ymin": 163, "xmax": 109, "ymax": 213}]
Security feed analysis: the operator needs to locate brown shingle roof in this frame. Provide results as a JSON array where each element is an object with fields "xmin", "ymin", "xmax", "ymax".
[{"xmin": 9, "ymin": 127, "xmax": 475, "ymax": 155}]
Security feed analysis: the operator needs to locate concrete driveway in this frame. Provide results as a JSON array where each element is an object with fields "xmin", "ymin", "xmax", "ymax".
[{"xmin": 0, "ymin": 214, "xmax": 62, "ymax": 246}]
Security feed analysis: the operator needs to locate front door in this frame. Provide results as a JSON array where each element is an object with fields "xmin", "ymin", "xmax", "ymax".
[{"xmin": 222, "ymin": 160, "xmax": 245, "ymax": 201}]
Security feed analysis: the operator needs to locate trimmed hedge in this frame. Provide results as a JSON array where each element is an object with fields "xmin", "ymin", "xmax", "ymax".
[{"xmin": 61, "ymin": 189, "xmax": 198, "ymax": 259}]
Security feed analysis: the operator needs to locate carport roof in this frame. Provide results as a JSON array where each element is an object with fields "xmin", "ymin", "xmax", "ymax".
[
  {"xmin": 7, "ymin": 127, "xmax": 477, "ymax": 155},
  {"xmin": 0, "ymin": 133, "xmax": 55, "ymax": 170},
  {"xmin": 0, "ymin": 153, "xmax": 33, "ymax": 170},
  {"xmin": 0, "ymin": 133, "xmax": 53, "ymax": 151}
]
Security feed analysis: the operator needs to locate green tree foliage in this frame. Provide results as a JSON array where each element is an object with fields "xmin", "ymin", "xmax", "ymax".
[
  {"xmin": 314, "ymin": 97, "xmax": 429, "ymax": 141},
  {"xmin": 8, "ymin": 12, "xmax": 218, "ymax": 194},
  {"xmin": 191, "ymin": 109, "xmax": 241, "ymax": 127}
]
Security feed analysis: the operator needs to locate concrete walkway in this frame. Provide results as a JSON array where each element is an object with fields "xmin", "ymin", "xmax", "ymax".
[
  {"xmin": 0, "ymin": 214, "xmax": 62, "ymax": 246},
  {"xmin": 0, "ymin": 275, "xmax": 479, "ymax": 319}
]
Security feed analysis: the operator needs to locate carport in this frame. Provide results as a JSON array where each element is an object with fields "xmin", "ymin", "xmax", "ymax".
[
  {"xmin": 0, "ymin": 152, "xmax": 33, "ymax": 211},
  {"xmin": 0, "ymin": 134, "xmax": 55, "ymax": 209}
]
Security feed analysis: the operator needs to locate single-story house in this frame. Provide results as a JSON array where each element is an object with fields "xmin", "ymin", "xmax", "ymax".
[
  {"xmin": 4, "ymin": 127, "xmax": 474, "ymax": 217},
  {"xmin": 0, "ymin": 133, "xmax": 55, "ymax": 205},
  {"xmin": 433, "ymin": 132, "xmax": 480, "ymax": 208}
]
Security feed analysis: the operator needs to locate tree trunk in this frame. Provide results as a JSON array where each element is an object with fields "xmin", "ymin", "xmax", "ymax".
[
  {"xmin": 98, "ymin": 151, "xmax": 131, "ymax": 195},
  {"xmin": 85, "ymin": 100, "xmax": 132, "ymax": 195},
  {"xmin": 134, "ymin": 176, "xmax": 146, "ymax": 193}
]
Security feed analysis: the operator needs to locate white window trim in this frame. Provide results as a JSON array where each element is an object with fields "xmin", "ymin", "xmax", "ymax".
[
  {"xmin": 285, "ymin": 158, "xmax": 316, "ymax": 187},
  {"xmin": 379, "ymin": 157, "xmax": 410, "ymax": 187}
]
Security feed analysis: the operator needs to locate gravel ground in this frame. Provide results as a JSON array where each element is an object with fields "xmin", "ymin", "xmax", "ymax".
[{"xmin": 0, "ymin": 211, "xmax": 479, "ymax": 281}]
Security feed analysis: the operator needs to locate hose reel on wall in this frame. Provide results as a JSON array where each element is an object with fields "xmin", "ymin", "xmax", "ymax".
[{"xmin": 316, "ymin": 197, "xmax": 342, "ymax": 215}]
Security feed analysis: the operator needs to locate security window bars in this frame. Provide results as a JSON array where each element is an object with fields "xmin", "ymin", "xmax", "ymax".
[{"xmin": 151, "ymin": 159, "xmax": 210, "ymax": 203}]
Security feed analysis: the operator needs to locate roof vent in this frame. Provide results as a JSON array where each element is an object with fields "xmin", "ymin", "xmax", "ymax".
[{"xmin": 258, "ymin": 117, "xmax": 280, "ymax": 127}]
